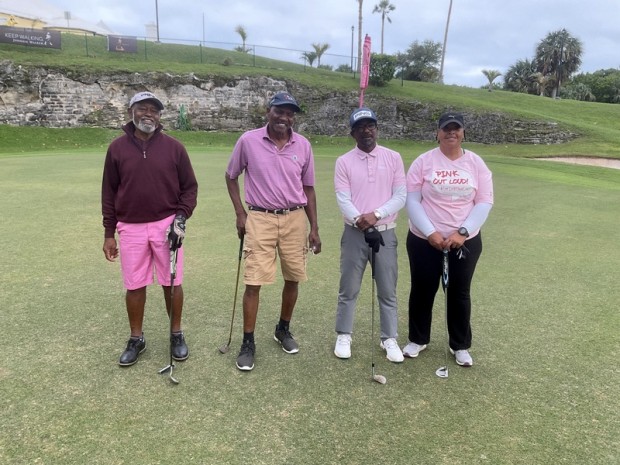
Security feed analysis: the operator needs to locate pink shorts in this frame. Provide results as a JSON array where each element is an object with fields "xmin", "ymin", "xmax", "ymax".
[{"xmin": 117, "ymin": 214, "xmax": 184, "ymax": 290}]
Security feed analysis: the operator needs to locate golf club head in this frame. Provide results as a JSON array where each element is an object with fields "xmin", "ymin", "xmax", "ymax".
[
  {"xmin": 218, "ymin": 344, "xmax": 230, "ymax": 354},
  {"xmin": 169, "ymin": 373, "xmax": 179, "ymax": 384},
  {"xmin": 435, "ymin": 366, "xmax": 449, "ymax": 378},
  {"xmin": 372, "ymin": 374, "xmax": 387, "ymax": 385}
]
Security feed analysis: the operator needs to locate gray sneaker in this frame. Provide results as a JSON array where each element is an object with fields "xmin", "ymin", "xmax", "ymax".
[
  {"xmin": 236, "ymin": 340, "xmax": 255, "ymax": 371},
  {"xmin": 450, "ymin": 348, "xmax": 473, "ymax": 367},
  {"xmin": 274, "ymin": 326, "xmax": 299, "ymax": 354}
]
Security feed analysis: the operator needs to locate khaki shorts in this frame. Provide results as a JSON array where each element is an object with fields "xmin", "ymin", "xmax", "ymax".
[{"xmin": 244, "ymin": 208, "xmax": 308, "ymax": 285}]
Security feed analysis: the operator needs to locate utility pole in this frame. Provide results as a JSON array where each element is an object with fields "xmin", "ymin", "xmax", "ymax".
[
  {"xmin": 155, "ymin": 0, "xmax": 160, "ymax": 42},
  {"xmin": 438, "ymin": 0, "xmax": 453, "ymax": 84},
  {"xmin": 351, "ymin": 25, "xmax": 354, "ymax": 71}
]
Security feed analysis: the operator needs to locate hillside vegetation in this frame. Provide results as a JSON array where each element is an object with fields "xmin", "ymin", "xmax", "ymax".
[{"xmin": 1, "ymin": 33, "xmax": 620, "ymax": 159}]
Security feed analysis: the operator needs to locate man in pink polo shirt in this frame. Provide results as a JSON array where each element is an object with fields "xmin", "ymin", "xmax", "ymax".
[
  {"xmin": 333, "ymin": 107, "xmax": 406, "ymax": 362},
  {"xmin": 225, "ymin": 91, "xmax": 322, "ymax": 371}
]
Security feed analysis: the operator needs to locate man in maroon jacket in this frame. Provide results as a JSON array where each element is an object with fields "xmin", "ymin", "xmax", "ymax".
[{"xmin": 102, "ymin": 91, "xmax": 198, "ymax": 367}]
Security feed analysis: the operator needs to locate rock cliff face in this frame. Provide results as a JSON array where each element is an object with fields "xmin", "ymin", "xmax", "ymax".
[{"xmin": 0, "ymin": 61, "xmax": 576, "ymax": 144}]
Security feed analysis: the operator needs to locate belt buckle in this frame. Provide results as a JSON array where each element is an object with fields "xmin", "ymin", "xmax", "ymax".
[{"xmin": 274, "ymin": 208, "xmax": 287, "ymax": 214}]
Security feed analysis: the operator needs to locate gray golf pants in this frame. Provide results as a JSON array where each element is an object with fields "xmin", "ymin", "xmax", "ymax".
[{"xmin": 335, "ymin": 225, "xmax": 399, "ymax": 340}]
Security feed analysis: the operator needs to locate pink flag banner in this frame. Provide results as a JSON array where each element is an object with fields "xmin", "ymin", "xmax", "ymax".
[{"xmin": 359, "ymin": 34, "xmax": 371, "ymax": 107}]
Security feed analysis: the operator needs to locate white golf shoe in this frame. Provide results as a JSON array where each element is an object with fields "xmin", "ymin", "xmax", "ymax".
[
  {"xmin": 380, "ymin": 338, "xmax": 404, "ymax": 363},
  {"xmin": 450, "ymin": 348, "xmax": 473, "ymax": 367},
  {"xmin": 402, "ymin": 341, "xmax": 427, "ymax": 358},
  {"xmin": 334, "ymin": 334, "xmax": 352, "ymax": 359}
]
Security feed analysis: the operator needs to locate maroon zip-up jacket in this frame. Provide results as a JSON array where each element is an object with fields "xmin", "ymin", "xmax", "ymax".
[{"xmin": 102, "ymin": 122, "xmax": 198, "ymax": 238}]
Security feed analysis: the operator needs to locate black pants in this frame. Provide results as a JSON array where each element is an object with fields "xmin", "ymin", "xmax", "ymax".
[{"xmin": 406, "ymin": 232, "xmax": 482, "ymax": 350}]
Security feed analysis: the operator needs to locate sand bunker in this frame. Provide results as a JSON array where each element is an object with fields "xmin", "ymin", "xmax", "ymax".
[{"xmin": 535, "ymin": 157, "xmax": 620, "ymax": 170}]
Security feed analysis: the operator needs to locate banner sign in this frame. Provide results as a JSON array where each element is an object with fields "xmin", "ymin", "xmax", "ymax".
[
  {"xmin": 0, "ymin": 27, "xmax": 61, "ymax": 49},
  {"xmin": 108, "ymin": 35, "xmax": 138, "ymax": 53}
]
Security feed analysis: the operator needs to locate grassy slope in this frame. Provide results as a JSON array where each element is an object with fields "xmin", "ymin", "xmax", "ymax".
[{"xmin": 2, "ymin": 33, "xmax": 620, "ymax": 159}]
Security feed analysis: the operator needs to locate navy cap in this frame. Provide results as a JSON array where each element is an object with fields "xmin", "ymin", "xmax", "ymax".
[
  {"xmin": 129, "ymin": 91, "xmax": 164, "ymax": 111},
  {"xmin": 268, "ymin": 92, "xmax": 301, "ymax": 112},
  {"xmin": 438, "ymin": 112, "xmax": 464, "ymax": 129},
  {"xmin": 350, "ymin": 107, "xmax": 378, "ymax": 128}
]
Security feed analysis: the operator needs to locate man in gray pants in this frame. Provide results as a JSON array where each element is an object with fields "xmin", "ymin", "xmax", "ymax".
[{"xmin": 333, "ymin": 108, "xmax": 406, "ymax": 362}]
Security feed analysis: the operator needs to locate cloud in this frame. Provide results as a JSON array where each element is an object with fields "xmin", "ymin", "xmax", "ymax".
[{"xmin": 45, "ymin": 0, "xmax": 620, "ymax": 87}]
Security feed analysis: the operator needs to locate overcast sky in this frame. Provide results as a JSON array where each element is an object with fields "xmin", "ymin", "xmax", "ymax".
[{"xmin": 46, "ymin": 0, "xmax": 620, "ymax": 88}]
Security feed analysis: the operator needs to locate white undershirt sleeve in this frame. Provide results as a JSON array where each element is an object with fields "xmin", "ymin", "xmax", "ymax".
[
  {"xmin": 335, "ymin": 190, "xmax": 361, "ymax": 223},
  {"xmin": 406, "ymin": 191, "xmax": 435, "ymax": 237},
  {"xmin": 461, "ymin": 202, "xmax": 493, "ymax": 233}
]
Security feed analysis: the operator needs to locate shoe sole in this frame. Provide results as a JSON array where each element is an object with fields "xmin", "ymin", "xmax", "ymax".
[
  {"xmin": 449, "ymin": 348, "xmax": 473, "ymax": 367},
  {"xmin": 273, "ymin": 335, "xmax": 299, "ymax": 354},
  {"xmin": 334, "ymin": 350, "xmax": 351, "ymax": 359},
  {"xmin": 172, "ymin": 353, "xmax": 189, "ymax": 362},
  {"xmin": 236, "ymin": 363, "xmax": 254, "ymax": 371},
  {"xmin": 118, "ymin": 344, "xmax": 146, "ymax": 367}
]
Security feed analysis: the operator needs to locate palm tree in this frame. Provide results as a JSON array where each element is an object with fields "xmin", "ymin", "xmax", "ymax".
[
  {"xmin": 504, "ymin": 59, "xmax": 537, "ymax": 94},
  {"xmin": 531, "ymin": 72, "xmax": 554, "ymax": 97},
  {"xmin": 356, "ymin": 0, "xmax": 363, "ymax": 72},
  {"xmin": 535, "ymin": 28, "xmax": 583, "ymax": 98},
  {"xmin": 311, "ymin": 43, "xmax": 330, "ymax": 67},
  {"xmin": 372, "ymin": 0, "xmax": 396, "ymax": 54},
  {"xmin": 235, "ymin": 25, "xmax": 248, "ymax": 52},
  {"xmin": 301, "ymin": 51, "xmax": 318, "ymax": 67},
  {"xmin": 481, "ymin": 69, "xmax": 502, "ymax": 92}
]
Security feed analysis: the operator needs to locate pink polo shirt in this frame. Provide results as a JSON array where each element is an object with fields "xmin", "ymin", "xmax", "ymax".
[
  {"xmin": 334, "ymin": 144, "xmax": 406, "ymax": 224},
  {"xmin": 226, "ymin": 125, "xmax": 315, "ymax": 209},
  {"xmin": 407, "ymin": 147, "xmax": 494, "ymax": 238}
]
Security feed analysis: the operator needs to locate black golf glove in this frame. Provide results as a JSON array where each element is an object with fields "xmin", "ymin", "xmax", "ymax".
[
  {"xmin": 168, "ymin": 214, "xmax": 186, "ymax": 251},
  {"xmin": 364, "ymin": 227, "xmax": 384, "ymax": 253}
]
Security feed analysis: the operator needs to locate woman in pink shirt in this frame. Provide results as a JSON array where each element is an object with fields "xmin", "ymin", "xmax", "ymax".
[{"xmin": 403, "ymin": 112, "xmax": 493, "ymax": 367}]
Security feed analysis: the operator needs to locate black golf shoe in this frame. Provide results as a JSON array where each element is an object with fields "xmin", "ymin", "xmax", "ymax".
[
  {"xmin": 236, "ymin": 340, "xmax": 255, "ymax": 371},
  {"xmin": 171, "ymin": 332, "xmax": 189, "ymax": 361},
  {"xmin": 119, "ymin": 335, "xmax": 146, "ymax": 366},
  {"xmin": 274, "ymin": 326, "xmax": 299, "ymax": 354}
]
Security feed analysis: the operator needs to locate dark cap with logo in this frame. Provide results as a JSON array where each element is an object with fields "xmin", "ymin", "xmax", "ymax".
[
  {"xmin": 350, "ymin": 107, "xmax": 378, "ymax": 128},
  {"xmin": 268, "ymin": 92, "xmax": 301, "ymax": 112},
  {"xmin": 438, "ymin": 112, "xmax": 464, "ymax": 129}
]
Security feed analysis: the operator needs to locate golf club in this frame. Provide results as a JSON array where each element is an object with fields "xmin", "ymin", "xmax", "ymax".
[
  {"xmin": 159, "ymin": 246, "xmax": 179, "ymax": 384},
  {"xmin": 370, "ymin": 246, "xmax": 387, "ymax": 385},
  {"xmin": 435, "ymin": 248, "xmax": 450, "ymax": 379},
  {"xmin": 218, "ymin": 235, "xmax": 244, "ymax": 354}
]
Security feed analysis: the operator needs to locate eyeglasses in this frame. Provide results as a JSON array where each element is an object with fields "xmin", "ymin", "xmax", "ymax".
[{"xmin": 354, "ymin": 123, "xmax": 377, "ymax": 132}]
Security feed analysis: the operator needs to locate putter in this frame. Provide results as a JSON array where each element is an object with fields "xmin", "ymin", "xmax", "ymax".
[
  {"xmin": 159, "ymin": 246, "xmax": 179, "ymax": 384},
  {"xmin": 436, "ymin": 249, "xmax": 450, "ymax": 379},
  {"xmin": 370, "ymin": 246, "xmax": 387, "ymax": 385},
  {"xmin": 218, "ymin": 235, "xmax": 244, "ymax": 354}
]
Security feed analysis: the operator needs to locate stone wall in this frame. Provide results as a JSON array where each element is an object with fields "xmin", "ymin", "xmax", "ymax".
[{"xmin": 0, "ymin": 61, "xmax": 577, "ymax": 144}]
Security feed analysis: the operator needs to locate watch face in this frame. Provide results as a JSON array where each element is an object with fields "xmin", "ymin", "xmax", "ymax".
[{"xmin": 458, "ymin": 227, "xmax": 469, "ymax": 237}]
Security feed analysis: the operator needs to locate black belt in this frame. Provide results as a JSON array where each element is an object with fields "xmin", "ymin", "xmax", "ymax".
[{"xmin": 248, "ymin": 205, "xmax": 304, "ymax": 215}]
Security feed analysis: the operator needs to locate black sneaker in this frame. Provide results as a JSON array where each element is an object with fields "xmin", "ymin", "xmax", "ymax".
[
  {"xmin": 236, "ymin": 340, "xmax": 255, "ymax": 371},
  {"xmin": 119, "ymin": 335, "xmax": 146, "ymax": 366},
  {"xmin": 274, "ymin": 326, "xmax": 299, "ymax": 354},
  {"xmin": 171, "ymin": 332, "xmax": 189, "ymax": 361}
]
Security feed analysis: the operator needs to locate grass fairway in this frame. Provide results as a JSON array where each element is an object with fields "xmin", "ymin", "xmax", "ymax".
[{"xmin": 0, "ymin": 143, "xmax": 618, "ymax": 465}]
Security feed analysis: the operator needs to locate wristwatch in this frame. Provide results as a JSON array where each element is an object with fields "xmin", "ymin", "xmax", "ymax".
[
  {"xmin": 374, "ymin": 210, "xmax": 382, "ymax": 220},
  {"xmin": 458, "ymin": 227, "xmax": 469, "ymax": 237}
]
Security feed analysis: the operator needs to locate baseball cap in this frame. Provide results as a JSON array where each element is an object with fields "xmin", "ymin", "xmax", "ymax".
[
  {"xmin": 438, "ymin": 112, "xmax": 464, "ymax": 129},
  {"xmin": 129, "ymin": 91, "xmax": 164, "ymax": 111},
  {"xmin": 268, "ymin": 92, "xmax": 301, "ymax": 112},
  {"xmin": 350, "ymin": 107, "xmax": 378, "ymax": 128}
]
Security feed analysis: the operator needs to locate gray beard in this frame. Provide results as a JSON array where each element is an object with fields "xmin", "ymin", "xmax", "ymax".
[{"xmin": 133, "ymin": 116, "xmax": 156, "ymax": 134}]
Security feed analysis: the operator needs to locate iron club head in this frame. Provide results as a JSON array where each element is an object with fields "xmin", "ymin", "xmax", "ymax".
[
  {"xmin": 435, "ymin": 366, "xmax": 449, "ymax": 379},
  {"xmin": 373, "ymin": 374, "xmax": 387, "ymax": 384},
  {"xmin": 218, "ymin": 344, "xmax": 230, "ymax": 354}
]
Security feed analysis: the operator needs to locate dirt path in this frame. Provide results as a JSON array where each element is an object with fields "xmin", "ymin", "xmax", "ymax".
[{"xmin": 535, "ymin": 157, "xmax": 620, "ymax": 170}]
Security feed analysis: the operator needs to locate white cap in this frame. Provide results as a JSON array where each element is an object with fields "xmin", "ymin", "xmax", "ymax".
[{"xmin": 129, "ymin": 91, "xmax": 164, "ymax": 111}]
